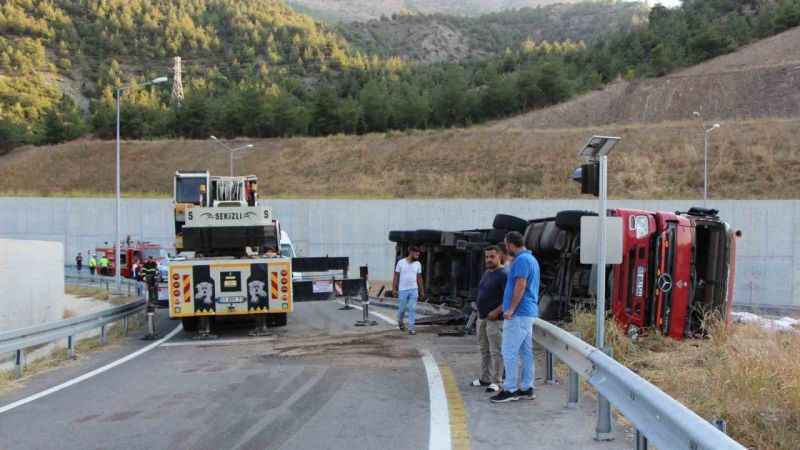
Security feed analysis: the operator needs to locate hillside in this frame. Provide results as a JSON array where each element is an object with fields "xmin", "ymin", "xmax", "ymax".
[
  {"xmin": 0, "ymin": 116, "xmax": 798, "ymax": 199},
  {"xmin": 339, "ymin": 3, "xmax": 648, "ymax": 63},
  {"xmin": 495, "ymin": 26, "xmax": 800, "ymax": 129},
  {"xmin": 286, "ymin": 0, "xmax": 579, "ymax": 22}
]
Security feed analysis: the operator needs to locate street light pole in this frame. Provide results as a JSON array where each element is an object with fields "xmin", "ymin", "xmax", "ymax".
[
  {"xmin": 115, "ymin": 88, "xmax": 121, "ymax": 291},
  {"xmin": 114, "ymin": 76, "xmax": 168, "ymax": 291},
  {"xmin": 703, "ymin": 123, "xmax": 720, "ymax": 207},
  {"xmin": 210, "ymin": 136, "xmax": 254, "ymax": 176}
]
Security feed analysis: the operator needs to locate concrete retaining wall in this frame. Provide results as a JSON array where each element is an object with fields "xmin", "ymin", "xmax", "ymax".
[
  {"xmin": 0, "ymin": 239, "xmax": 65, "ymax": 331},
  {"xmin": 0, "ymin": 198, "xmax": 797, "ymax": 308}
]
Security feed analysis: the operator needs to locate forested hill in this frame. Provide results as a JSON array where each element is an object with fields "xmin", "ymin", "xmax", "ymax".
[
  {"xmin": 285, "ymin": 0, "xmax": 591, "ymax": 23},
  {"xmin": 2, "ymin": 0, "xmax": 800, "ymax": 155},
  {"xmin": 0, "ymin": 0, "xmax": 362, "ymax": 143},
  {"xmin": 338, "ymin": 2, "xmax": 648, "ymax": 63}
]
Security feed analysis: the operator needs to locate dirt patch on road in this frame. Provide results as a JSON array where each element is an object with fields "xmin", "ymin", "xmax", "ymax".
[{"xmin": 262, "ymin": 330, "xmax": 420, "ymax": 368}]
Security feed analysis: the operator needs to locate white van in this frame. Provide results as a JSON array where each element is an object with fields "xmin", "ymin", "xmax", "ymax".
[{"xmin": 279, "ymin": 230, "xmax": 296, "ymax": 258}]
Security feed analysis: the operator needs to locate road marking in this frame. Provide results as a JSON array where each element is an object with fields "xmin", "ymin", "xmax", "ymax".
[
  {"xmin": 335, "ymin": 300, "xmax": 397, "ymax": 325},
  {"xmin": 0, "ymin": 324, "xmax": 183, "ymax": 415},
  {"xmin": 440, "ymin": 364, "xmax": 471, "ymax": 450},
  {"xmin": 160, "ymin": 336, "xmax": 277, "ymax": 348},
  {"xmin": 340, "ymin": 302, "xmax": 466, "ymax": 449},
  {"xmin": 421, "ymin": 349, "xmax": 453, "ymax": 450}
]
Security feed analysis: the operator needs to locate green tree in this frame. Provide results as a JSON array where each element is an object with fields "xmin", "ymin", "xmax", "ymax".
[
  {"xmin": 359, "ymin": 79, "xmax": 389, "ymax": 132},
  {"xmin": 41, "ymin": 94, "xmax": 86, "ymax": 144}
]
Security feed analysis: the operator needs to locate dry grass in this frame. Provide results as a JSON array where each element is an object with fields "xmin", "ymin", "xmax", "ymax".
[
  {"xmin": 0, "ymin": 314, "xmax": 144, "ymax": 395},
  {"xmin": 1, "ymin": 117, "xmax": 799, "ymax": 199},
  {"xmin": 567, "ymin": 311, "xmax": 800, "ymax": 450},
  {"xmin": 65, "ymin": 285, "xmax": 112, "ymax": 302}
]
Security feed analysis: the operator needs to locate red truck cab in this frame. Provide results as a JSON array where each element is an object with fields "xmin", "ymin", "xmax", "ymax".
[{"xmin": 611, "ymin": 207, "xmax": 738, "ymax": 339}]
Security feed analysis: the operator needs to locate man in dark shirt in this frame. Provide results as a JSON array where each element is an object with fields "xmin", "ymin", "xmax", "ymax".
[{"xmin": 471, "ymin": 245, "xmax": 507, "ymax": 393}]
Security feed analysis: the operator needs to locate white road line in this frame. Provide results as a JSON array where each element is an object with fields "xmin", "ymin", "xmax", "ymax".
[
  {"xmin": 334, "ymin": 300, "xmax": 397, "ymax": 325},
  {"xmin": 0, "ymin": 324, "xmax": 183, "ymax": 415},
  {"xmin": 340, "ymin": 300, "xmax": 451, "ymax": 450},
  {"xmin": 161, "ymin": 336, "xmax": 276, "ymax": 348},
  {"xmin": 421, "ymin": 349, "xmax": 452, "ymax": 450}
]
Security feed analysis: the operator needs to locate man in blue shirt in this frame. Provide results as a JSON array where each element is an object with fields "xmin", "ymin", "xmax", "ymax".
[{"xmin": 491, "ymin": 231, "xmax": 540, "ymax": 403}]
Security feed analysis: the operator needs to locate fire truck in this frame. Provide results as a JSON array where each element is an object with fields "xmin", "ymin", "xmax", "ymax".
[
  {"xmin": 94, "ymin": 242, "xmax": 165, "ymax": 278},
  {"xmin": 168, "ymin": 171, "xmax": 292, "ymax": 335}
]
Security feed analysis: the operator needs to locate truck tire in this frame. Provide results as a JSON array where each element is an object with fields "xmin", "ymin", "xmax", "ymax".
[
  {"xmin": 524, "ymin": 222, "xmax": 546, "ymax": 251},
  {"xmin": 538, "ymin": 294, "xmax": 564, "ymax": 321},
  {"xmin": 389, "ymin": 230, "xmax": 413, "ymax": 243},
  {"xmin": 181, "ymin": 317, "xmax": 198, "ymax": 332},
  {"xmin": 555, "ymin": 210, "xmax": 597, "ymax": 231},
  {"xmin": 459, "ymin": 231, "xmax": 483, "ymax": 243},
  {"xmin": 414, "ymin": 229, "xmax": 443, "ymax": 244},
  {"xmin": 486, "ymin": 228, "xmax": 508, "ymax": 244},
  {"xmin": 493, "ymin": 214, "xmax": 528, "ymax": 233},
  {"xmin": 269, "ymin": 313, "xmax": 288, "ymax": 327}
]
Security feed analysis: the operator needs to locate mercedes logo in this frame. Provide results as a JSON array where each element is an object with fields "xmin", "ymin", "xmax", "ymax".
[{"xmin": 657, "ymin": 273, "xmax": 673, "ymax": 293}]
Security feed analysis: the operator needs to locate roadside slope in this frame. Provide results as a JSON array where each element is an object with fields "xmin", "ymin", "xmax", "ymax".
[
  {"xmin": 495, "ymin": 26, "xmax": 800, "ymax": 130},
  {"xmin": 1, "ymin": 117, "xmax": 798, "ymax": 199}
]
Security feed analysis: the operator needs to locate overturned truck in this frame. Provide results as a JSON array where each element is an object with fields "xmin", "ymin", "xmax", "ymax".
[{"xmin": 389, "ymin": 207, "xmax": 738, "ymax": 340}]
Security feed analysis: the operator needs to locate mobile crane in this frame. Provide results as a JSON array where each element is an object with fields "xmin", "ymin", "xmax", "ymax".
[{"xmin": 167, "ymin": 170, "xmax": 292, "ymax": 336}]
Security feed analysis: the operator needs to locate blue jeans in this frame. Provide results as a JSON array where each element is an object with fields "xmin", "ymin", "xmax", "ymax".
[
  {"xmin": 397, "ymin": 289, "xmax": 418, "ymax": 330},
  {"xmin": 502, "ymin": 315, "xmax": 535, "ymax": 392}
]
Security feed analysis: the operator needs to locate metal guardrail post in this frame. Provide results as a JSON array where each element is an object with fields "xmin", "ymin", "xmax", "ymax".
[
  {"xmin": 355, "ymin": 269, "xmax": 377, "ymax": 327},
  {"xmin": 123, "ymin": 317, "xmax": 129, "ymax": 336},
  {"xmin": 635, "ymin": 429, "xmax": 648, "ymax": 450},
  {"xmin": 100, "ymin": 325, "xmax": 107, "ymax": 345},
  {"xmin": 545, "ymin": 349, "xmax": 556, "ymax": 385},
  {"xmin": 567, "ymin": 331, "xmax": 581, "ymax": 408},
  {"xmin": 15, "ymin": 349, "xmax": 24, "ymax": 378},
  {"xmin": 595, "ymin": 346, "xmax": 615, "ymax": 441},
  {"xmin": 67, "ymin": 335, "xmax": 76, "ymax": 359}
]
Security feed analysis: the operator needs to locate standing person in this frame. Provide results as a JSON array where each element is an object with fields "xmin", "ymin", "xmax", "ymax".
[
  {"xmin": 99, "ymin": 254, "xmax": 110, "ymax": 275},
  {"xmin": 498, "ymin": 243, "xmax": 513, "ymax": 274},
  {"xmin": 75, "ymin": 252, "xmax": 83, "ymax": 273},
  {"xmin": 491, "ymin": 231, "xmax": 540, "ymax": 403},
  {"xmin": 141, "ymin": 256, "xmax": 159, "ymax": 304},
  {"xmin": 88, "ymin": 253, "xmax": 97, "ymax": 276},
  {"xmin": 471, "ymin": 246, "xmax": 507, "ymax": 393},
  {"xmin": 393, "ymin": 246, "xmax": 424, "ymax": 335}
]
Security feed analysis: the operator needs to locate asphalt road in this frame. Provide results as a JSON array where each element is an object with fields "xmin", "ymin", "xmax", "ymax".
[
  {"xmin": 0, "ymin": 301, "xmax": 629, "ymax": 450},
  {"xmin": 0, "ymin": 302, "xmax": 428, "ymax": 450}
]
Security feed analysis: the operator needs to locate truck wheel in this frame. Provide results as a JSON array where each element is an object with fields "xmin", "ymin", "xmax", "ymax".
[
  {"xmin": 182, "ymin": 317, "xmax": 198, "ymax": 332},
  {"xmin": 538, "ymin": 294, "xmax": 563, "ymax": 320},
  {"xmin": 555, "ymin": 210, "xmax": 597, "ymax": 231},
  {"xmin": 269, "ymin": 313, "xmax": 288, "ymax": 327},
  {"xmin": 389, "ymin": 230, "xmax": 413, "ymax": 243},
  {"xmin": 486, "ymin": 228, "xmax": 508, "ymax": 244},
  {"xmin": 492, "ymin": 214, "xmax": 528, "ymax": 233},
  {"xmin": 414, "ymin": 229, "xmax": 443, "ymax": 244}
]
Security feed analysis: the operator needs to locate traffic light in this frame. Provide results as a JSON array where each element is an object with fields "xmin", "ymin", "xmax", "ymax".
[{"xmin": 570, "ymin": 162, "xmax": 600, "ymax": 196}]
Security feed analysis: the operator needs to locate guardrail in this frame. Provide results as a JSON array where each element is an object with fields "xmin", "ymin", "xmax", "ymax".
[
  {"xmin": 0, "ymin": 299, "xmax": 146, "ymax": 378},
  {"xmin": 533, "ymin": 318, "xmax": 746, "ymax": 450}
]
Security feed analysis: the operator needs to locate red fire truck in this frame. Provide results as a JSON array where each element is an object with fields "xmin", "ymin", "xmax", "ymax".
[{"xmin": 94, "ymin": 242, "xmax": 167, "ymax": 278}]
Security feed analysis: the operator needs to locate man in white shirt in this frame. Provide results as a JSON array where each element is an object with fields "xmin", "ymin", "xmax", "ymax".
[{"xmin": 392, "ymin": 246, "xmax": 424, "ymax": 335}]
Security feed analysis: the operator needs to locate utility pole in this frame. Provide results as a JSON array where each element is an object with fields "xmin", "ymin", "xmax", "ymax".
[
  {"xmin": 114, "ymin": 76, "xmax": 169, "ymax": 292},
  {"xmin": 171, "ymin": 56, "xmax": 184, "ymax": 105}
]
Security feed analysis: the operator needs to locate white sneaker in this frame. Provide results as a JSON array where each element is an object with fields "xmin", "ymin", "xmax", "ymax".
[
  {"xmin": 471, "ymin": 379, "xmax": 491, "ymax": 387},
  {"xmin": 485, "ymin": 383, "xmax": 500, "ymax": 393}
]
